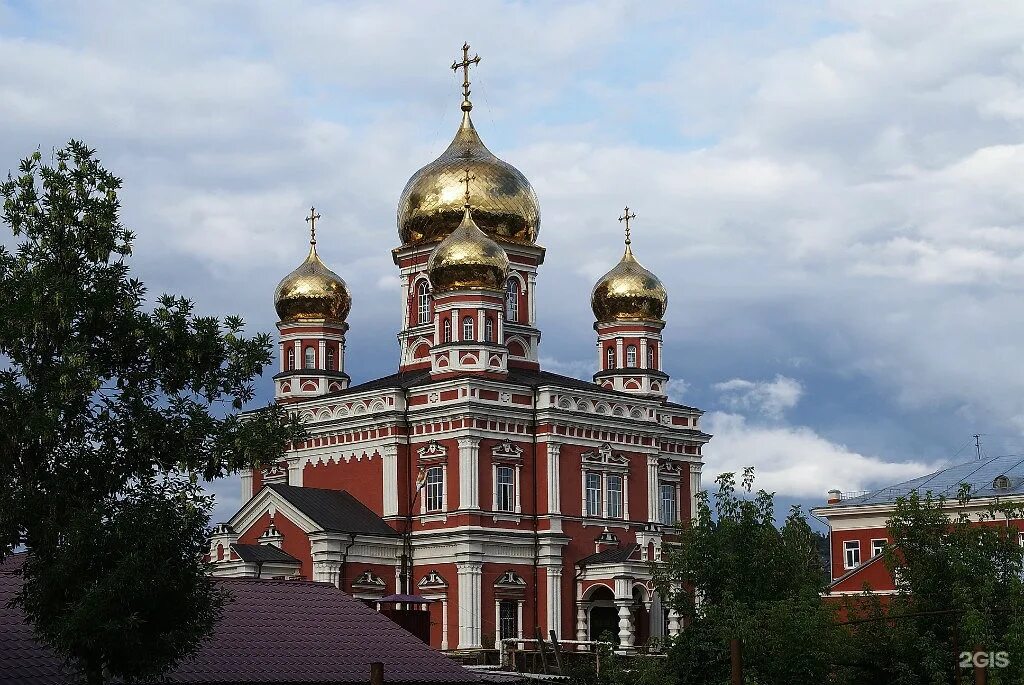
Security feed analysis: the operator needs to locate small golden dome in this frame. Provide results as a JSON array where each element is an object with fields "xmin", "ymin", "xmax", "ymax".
[
  {"xmin": 274, "ymin": 243, "xmax": 351, "ymax": 323},
  {"xmin": 428, "ymin": 206, "xmax": 510, "ymax": 293},
  {"xmin": 398, "ymin": 111, "xmax": 540, "ymax": 246},
  {"xmin": 591, "ymin": 243, "xmax": 668, "ymax": 323}
]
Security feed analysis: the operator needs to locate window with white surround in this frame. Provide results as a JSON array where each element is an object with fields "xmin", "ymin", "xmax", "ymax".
[
  {"xmin": 505, "ymin": 278, "xmax": 519, "ymax": 322},
  {"xmin": 443, "ymin": 319, "xmax": 452, "ymax": 343},
  {"xmin": 585, "ymin": 473, "xmax": 602, "ymax": 517},
  {"xmin": 326, "ymin": 346, "xmax": 335, "ymax": 371},
  {"xmin": 417, "ymin": 281, "xmax": 431, "ymax": 324},
  {"xmin": 606, "ymin": 347, "xmax": 615, "ymax": 369},
  {"xmin": 463, "ymin": 316, "xmax": 474, "ymax": 341},
  {"xmin": 871, "ymin": 539, "xmax": 886, "ymax": 558},
  {"xmin": 659, "ymin": 483, "xmax": 677, "ymax": 525},
  {"xmin": 485, "ymin": 318, "xmax": 494, "ymax": 342},
  {"xmin": 424, "ymin": 466, "xmax": 444, "ymax": 512},
  {"xmin": 499, "ymin": 599, "xmax": 518, "ymax": 640},
  {"xmin": 287, "ymin": 348, "xmax": 295, "ymax": 370},
  {"xmin": 607, "ymin": 474, "xmax": 623, "ymax": 518},
  {"xmin": 626, "ymin": 345, "xmax": 637, "ymax": 367},
  {"xmin": 303, "ymin": 346, "xmax": 315, "ymax": 369},
  {"xmin": 496, "ymin": 466, "xmax": 515, "ymax": 512},
  {"xmin": 647, "ymin": 346, "xmax": 654, "ymax": 368},
  {"xmin": 844, "ymin": 540, "xmax": 861, "ymax": 569}
]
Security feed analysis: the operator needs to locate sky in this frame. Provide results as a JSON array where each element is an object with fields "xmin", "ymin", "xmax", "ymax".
[{"xmin": 2, "ymin": 0, "xmax": 1023, "ymax": 523}]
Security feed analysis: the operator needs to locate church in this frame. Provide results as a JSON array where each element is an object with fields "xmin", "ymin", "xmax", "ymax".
[{"xmin": 208, "ymin": 45, "xmax": 710, "ymax": 652}]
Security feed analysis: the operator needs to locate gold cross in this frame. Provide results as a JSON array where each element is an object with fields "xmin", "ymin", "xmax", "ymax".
[
  {"xmin": 459, "ymin": 168, "xmax": 476, "ymax": 207},
  {"xmin": 305, "ymin": 206, "xmax": 321, "ymax": 245},
  {"xmin": 451, "ymin": 42, "xmax": 481, "ymax": 109},
  {"xmin": 618, "ymin": 206, "xmax": 636, "ymax": 245}
]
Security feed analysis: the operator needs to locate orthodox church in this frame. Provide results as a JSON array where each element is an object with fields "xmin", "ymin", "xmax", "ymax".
[{"xmin": 208, "ymin": 45, "xmax": 710, "ymax": 651}]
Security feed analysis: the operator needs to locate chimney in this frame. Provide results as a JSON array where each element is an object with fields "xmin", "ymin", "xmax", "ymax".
[{"xmin": 827, "ymin": 489, "xmax": 842, "ymax": 505}]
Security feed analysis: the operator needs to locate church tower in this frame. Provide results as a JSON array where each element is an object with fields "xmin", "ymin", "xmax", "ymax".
[
  {"xmin": 590, "ymin": 208, "xmax": 670, "ymax": 398},
  {"xmin": 394, "ymin": 43, "xmax": 544, "ymax": 372},
  {"xmin": 273, "ymin": 208, "xmax": 352, "ymax": 401}
]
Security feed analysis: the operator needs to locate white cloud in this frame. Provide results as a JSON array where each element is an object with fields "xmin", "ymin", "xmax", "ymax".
[{"xmin": 713, "ymin": 375, "xmax": 803, "ymax": 419}]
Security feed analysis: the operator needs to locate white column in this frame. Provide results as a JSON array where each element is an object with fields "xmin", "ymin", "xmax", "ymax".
[
  {"xmin": 440, "ymin": 598, "xmax": 449, "ymax": 650},
  {"xmin": 279, "ymin": 341, "xmax": 286, "ymax": 372},
  {"xmin": 382, "ymin": 445, "xmax": 399, "ymax": 517},
  {"xmin": 614, "ymin": 576, "xmax": 635, "ymax": 650},
  {"xmin": 623, "ymin": 473, "xmax": 630, "ymax": 520},
  {"xmin": 457, "ymin": 562, "xmax": 483, "ymax": 648},
  {"xmin": 288, "ymin": 458, "xmax": 304, "ymax": 487},
  {"xmin": 527, "ymin": 272, "xmax": 537, "ymax": 325},
  {"xmin": 546, "ymin": 442, "xmax": 561, "ymax": 514},
  {"xmin": 240, "ymin": 469, "xmax": 253, "ymax": 502},
  {"xmin": 338, "ymin": 338, "xmax": 346, "ymax": 374},
  {"xmin": 616, "ymin": 338, "xmax": 624, "ymax": 369},
  {"xmin": 667, "ymin": 609, "xmax": 681, "ymax": 637},
  {"xmin": 596, "ymin": 339, "xmax": 603, "ymax": 371},
  {"xmin": 401, "ymin": 275, "xmax": 410, "ymax": 328},
  {"xmin": 495, "ymin": 599, "xmax": 501, "ymax": 640},
  {"xmin": 546, "ymin": 566, "xmax": 562, "ymax": 638},
  {"xmin": 517, "ymin": 601, "xmax": 524, "ymax": 639},
  {"xmin": 576, "ymin": 603, "xmax": 588, "ymax": 644},
  {"xmin": 581, "ymin": 472, "xmax": 588, "ymax": 517},
  {"xmin": 293, "ymin": 339, "xmax": 301, "ymax": 369},
  {"xmin": 514, "ymin": 464, "xmax": 522, "ymax": 513},
  {"xmin": 318, "ymin": 339, "xmax": 326, "ymax": 369},
  {"xmin": 497, "ymin": 310, "xmax": 505, "ymax": 344},
  {"xmin": 478, "ymin": 309, "xmax": 485, "ymax": 343},
  {"xmin": 452, "ymin": 308, "xmax": 460, "ymax": 342},
  {"xmin": 689, "ymin": 463, "xmax": 702, "ymax": 523},
  {"xmin": 647, "ymin": 456, "xmax": 659, "ymax": 523},
  {"xmin": 458, "ymin": 438, "xmax": 480, "ymax": 510},
  {"xmin": 639, "ymin": 338, "xmax": 648, "ymax": 369}
]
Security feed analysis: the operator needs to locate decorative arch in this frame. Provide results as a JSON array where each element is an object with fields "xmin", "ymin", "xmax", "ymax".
[
  {"xmin": 575, "ymin": 399, "xmax": 593, "ymax": 412},
  {"xmin": 612, "ymin": 406, "xmax": 626, "ymax": 416},
  {"xmin": 582, "ymin": 583, "xmax": 615, "ymax": 601},
  {"xmin": 630, "ymin": 409, "xmax": 644, "ymax": 419},
  {"xmin": 301, "ymin": 381, "xmax": 319, "ymax": 392},
  {"xmin": 368, "ymin": 400, "xmax": 386, "ymax": 412},
  {"xmin": 334, "ymin": 405, "xmax": 350, "ymax": 418},
  {"xmin": 594, "ymin": 402, "xmax": 610, "ymax": 415},
  {"xmin": 412, "ymin": 340, "xmax": 431, "ymax": 360},
  {"xmin": 353, "ymin": 402, "xmax": 367, "ymax": 414}
]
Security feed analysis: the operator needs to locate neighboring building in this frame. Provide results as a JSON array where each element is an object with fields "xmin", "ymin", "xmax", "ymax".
[
  {"xmin": 208, "ymin": 47, "xmax": 709, "ymax": 652},
  {"xmin": 813, "ymin": 455, "xmax": 1024, "ymax": 596},
  {"xmin": 0, "ymin": 554, "xmax": 479, "ymax": 685}
]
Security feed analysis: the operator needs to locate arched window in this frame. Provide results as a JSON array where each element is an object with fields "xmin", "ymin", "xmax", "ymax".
[
  {"xmin": 303, "ymin": 346, "xmax": 315, "ymax": 369},
  {"xmin": 326, "ymin": 346, "xmax": 335, "ymax": 371},
  {"xmin": 287, "ymin": 348, "xmax": 295, "ymax": 370},
  {"xmin": 647, "ymin": 346, "xmax": 654, "ymax": 369},
  {"xmin": 606, "ymin": 347, "xmax": 616, "ymax": 369},
  {"xmin": 416, "ymin": 281, "xmax": 431, "ymax": 324},
  {"xmin": 443, "ymin": 319, "xmax": 452, "ymax": 343},
  {"xmin": 463, "ymin": 316, "xmax": 474, "ymax": 341},
  {"xmin": 505, "ymin": 278, "xmax": 519, "ymax": 323},
  {"xmin": 626, "ymin": 345, "xmax": 637, "ymax": 367},
  {"xmin": 485, "ymin": 318, "xmax": 494, "ymax": 342}
]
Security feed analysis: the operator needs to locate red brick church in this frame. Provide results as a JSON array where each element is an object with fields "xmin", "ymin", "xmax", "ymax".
[{"xmin": 208, "ymin": 45, "xmax": 709, "ymax": 652}]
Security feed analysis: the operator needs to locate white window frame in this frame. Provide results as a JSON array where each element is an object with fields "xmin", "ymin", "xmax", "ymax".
[
  {"xmin": 844, "ymin": 540, "xmax": 861, "ymax": 569},
  {"xmin": 287, "ymin": 348, "xmax": 295, "ymax": 370},
  {"xmin": 606, "ymin": 347, "xmax": 615, "ymax": 369},
  {"xmin": 647, "ymin": 346, "xmax": 654, "ymax": 368},
  {"xmin": 494, "ymin": 465, "xmax": 517, "ymax": 513},
  {"xmin": 606, "ymin": 474, "xmax": 623, "ymax": 519},
  {"xmin": 659, "ymin": 483, "xmax": 677, "ymax": 526},
  {"xmin": 585, "ymin": 472, "xmax": 602, "ymax": 517},
  {"xmin": 424, "ymin": 466, "xmax": 445, "ymax": 512},
  {"xmin": 303, "ymin": 346, "xmax": 315, "ymax": 369},
  {"xmin": 463, "ymin": 316, "xmax": 474, "ymax": 341},
  {"xmin": 626, "ymin": 345, "xmax": 637, "ymax": 367},
  {"xmin": 871, "ymin": 539, "xmax": 886, "ymax": 558},
  {"xmin": 505, "ymin": 279, "xmax": 519, "ymax": 322},
  {"xmin": 485, "ymin": 317, "xmax": 494, "ymax": 343},
  {"xmin": 443, "ymin": 319, "xmax": 452, "ymax": 343},
  {"xmin": 326, "ymin": 346, "xmax": 335, "ymax": 371},
  {"xmin": 417, "ymin": 281, "xmax": 431, "ymax": 324}
]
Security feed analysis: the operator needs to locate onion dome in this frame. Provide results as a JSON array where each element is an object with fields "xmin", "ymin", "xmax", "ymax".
[
  {"xmin": 397, "ymin": 81, "xmax": 539, "ymax": 246},
  {"xmin": 274, "ymin": 212, "xmax": 351, "ymax": 322},
  {"xmin": 591, "ymin": 211, "xmax": 668, "ymax": 322},
  {"xmin": 428, "ymin": 205, "xmax": 510, "ymax": 293}
]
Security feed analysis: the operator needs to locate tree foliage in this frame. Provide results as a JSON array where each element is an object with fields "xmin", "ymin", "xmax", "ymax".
[{"xmin": 0, "ymin": 141, "xmax": 303, "ymax": 683}]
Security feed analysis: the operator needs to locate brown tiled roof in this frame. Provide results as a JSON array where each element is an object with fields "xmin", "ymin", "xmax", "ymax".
[{"xmin": 0, "ymin": 554, "xmax": 478, "ymax": 684}]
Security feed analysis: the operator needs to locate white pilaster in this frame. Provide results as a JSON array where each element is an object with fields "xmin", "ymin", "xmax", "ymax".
[
  {"xmin": 546, "ymin": 566, "xmax": 562, "ymax": 637},
  {"xmin": 689, "ymin": 463, "xmax": 703, "ymax": 523},
  {"xmin": 546, "ymin": 442, "xmax": 561, "ymax": 514},
  {"xmin": 616, "ymin": 338, "xmax": 624, "ymax": 369},
  {"xmin": 240, "ymin": 469, "xmax": 253, "ymax": 502},
  {"xmin": 458, "ymin": 437, "xmax": 481, "ymax": 510},
  {"xmin": 382, "ymin": 445, "xmax": 399, "ymax": 517},
  {"xmin": 639, "ymin": 338, "xmax": 648, "ymax": 369},
  {"xmin": 647, "ymin": 456, "xmax": 659, "ymax": 523},
  {"xmin": 456, "ymin": 562, "xmax": 483, "ymax": 648}
]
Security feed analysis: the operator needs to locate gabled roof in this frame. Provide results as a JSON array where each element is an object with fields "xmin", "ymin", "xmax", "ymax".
[
  {"xmin": 839, "ymin": 455, "xmax": 1024, "ymax": 506},
  {"xmin": 578, "ymin": 544, "xmax": 640, "ymax": 566},
  {"xmin": 229, "ymin": 543, "xmax": 300, "ymax": 564},
  {"xmin": 266, "ymin": 484, "xmax": 397, "ymax": 536},
  {"xmin": 0, "ymin": 555, "xmax": 479, "ymax": 684}
]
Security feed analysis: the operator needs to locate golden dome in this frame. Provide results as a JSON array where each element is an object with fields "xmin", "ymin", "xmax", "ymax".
[
  {"xmin": 397, "ymin": 110, "xmax": 540, "ymax": 247},
  {"xmin": 274, "ymin": 243, "xmax": 351, "ymax": 323},
  {"xmin": 428, "ymin": 205, "xmax": 510, "ymax": 293},
  {"xmin": 591, "ymin": 243, "xmax": 668, "ymax": 323}
]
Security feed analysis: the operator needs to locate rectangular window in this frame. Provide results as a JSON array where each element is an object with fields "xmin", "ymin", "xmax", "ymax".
[
  {"xmin": 424, "ymin": 466, "xmax": 444, "ymax": 512},
  {"xmin": 496, "ymin": 466, "xmax": 515, "ymax": 512},
  {"xmin": 844, "ymin": 540, "xmax": 861, "ymax": 569},
  {"xmin": 606, "ymin": 474, "xmax": 623, "ymax": 518},
  {"xmin": 585, "ymin": 473, "xmax": 602, "ymax": 517},
  {"xmin": 659, "ymin": 483, "xmax": 676, "ymax": 525},
  {"xmin": 499, "ymin": 600, "xmax": 518, "ymax": 640},
  {"xmin": 871, "ymin": 539, "xmax": 886, "ymax": 558}
]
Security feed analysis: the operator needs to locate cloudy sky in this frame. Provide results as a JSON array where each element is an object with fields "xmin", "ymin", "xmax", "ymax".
[{"xmin": 3, "ymin": 1, "xmax": 1023, "ymax": 522}]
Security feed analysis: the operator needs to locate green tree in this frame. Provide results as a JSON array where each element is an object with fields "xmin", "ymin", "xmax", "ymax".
[
  {"xmin": 653, "ymin": 468, "xmax": 836, "ymax": 684},
  {"xmin": 838, "ymin": 487, "xmax": 1024, "ymax": 684},
  {"xmin": 0, "ymin": 141, "xmax": 302, "ymax": 684}
]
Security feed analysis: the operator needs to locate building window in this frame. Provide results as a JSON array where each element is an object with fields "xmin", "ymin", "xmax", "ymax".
[
  {"xmin": 606, "ymin": 474, "xmax": 623, "ymax": 518},
  {"xmin": 424, "ymin": 467, "xmax": 444, "ymax": 512},
  {"xmin": 485, "ymin": 318, "xmax": 494, "ymax": 342},
  {"xmin": 499, "ymin": 600, "xmax": 518, "ymax": 640},
  {"xmin": 505, "ymin": 278, "xmax": 519, "ymax": 322},
  {"xmin": 303, "ymin": 346, "xmax": 315, "ymax": 369},
  {"xmin": 287, "ymin": 348, "xmax": 295, "ymax": 370},
  {"xmin": 626, "ymin": 345, "xmax": 637, "ymax": 367},
  {"xmin": 443, "ymin": 318, "xmax": 452, "ymax": 343},
  {"xmin": 606, "ymin": 347, "xmax": 615, "ymax": 369},
  {"xmin": 648, "ymin": 346, "xmax": 654, "ymax": 368},
  {"xmin": 844, "ymin": 540, "xmax": 861, "ymax": 569},
  {"xmin": 463, "ymin": 316, "xmax": 474, "ymax": 341},
  {"xmin": 417, "ymin": 281, "xmax": 431, "ymax": 324},
  {"xmin": 496, "ymin": 466, "xmax": 515, "ymax": 512},
  {"xmin": 659, "ymin": 483, "xmax": 676, "ymax": 525},
  {"xmin": 585, "ymin": 473, "xmax": 602, "ymax": 517},
  {"xmin": 871, "ymin": 539, "xmax": 886, "ymax": 558},
  {"xmin": 326, "ymin": 346, "xmax": 335, "ymax": 371}
]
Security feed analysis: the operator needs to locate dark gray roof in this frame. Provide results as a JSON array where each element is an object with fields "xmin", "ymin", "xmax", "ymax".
[
  {"xmin": 578, "ymin": 544, "xmax": 640, "ymax": 566},
  {"xmin": 840, "ymin": 455, "xmax": 1024, "ymax": 506},
  {"xmin": 266, "ymin": 484, "xmax": 397, "ymax": 536},
  {"xmin": 230, "ymin": 543, "xmax": 300, "ymax": 564}
]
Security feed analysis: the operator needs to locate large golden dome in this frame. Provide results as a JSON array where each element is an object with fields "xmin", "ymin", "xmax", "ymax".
[
  {"xmin": 397, "ymin": 110, "xmax": 540, "ymax": 247},
  {"xmin": 274, "ymin": 243, "xmax": 351, "ymax": 323},
  {"xmin": 591, "ymin": 242, "xmax": 668, "ymax": 323},
  {"xmin": 428, "ymin": 205, "xmax": 510, "ymax": 293}
]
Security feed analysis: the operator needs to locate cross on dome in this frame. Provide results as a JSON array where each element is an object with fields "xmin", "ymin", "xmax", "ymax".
[
  {"xmin": 451, "ymin": 42, "xmax": 481, "ymax": 111},
  {"xmin": 459, "ymin": 168, "xmax": 476, "ymax": 208},
  {"xmin": 618, "ymin": 206, "xmax": 636, "ymax": 245},
  {"xmin": 305, "ymin": 206, "xmax": 321, "ymax": 246}
]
